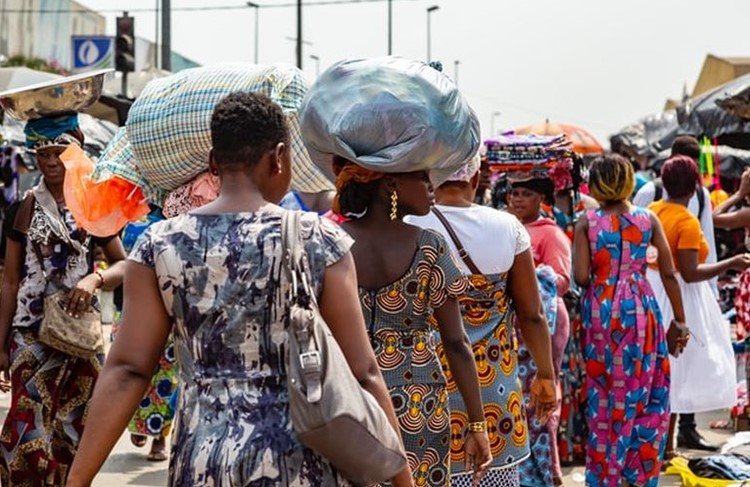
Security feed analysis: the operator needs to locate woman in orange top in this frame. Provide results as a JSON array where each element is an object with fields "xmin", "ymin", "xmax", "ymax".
[{"xmin": 647, "ymin": 155, "xmax": 750, "ymax": 457}]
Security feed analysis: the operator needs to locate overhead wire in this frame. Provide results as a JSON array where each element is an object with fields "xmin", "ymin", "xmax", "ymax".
[{"xmin": 0, "ymin": 0, "xmax": 417, "ymax": 14}]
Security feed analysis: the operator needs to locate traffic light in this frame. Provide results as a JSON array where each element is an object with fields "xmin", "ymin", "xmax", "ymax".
[{"xmin": 115, "ymin": 15, "xmax": 135, "ymax": 73}]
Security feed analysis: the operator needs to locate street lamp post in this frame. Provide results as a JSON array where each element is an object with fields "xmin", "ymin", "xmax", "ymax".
[
  {"xmin": 426, "ymin": 5, "xmax": 439, "ymax": 63},
  {"xmin": 454, "ymin": 59, "xmax": 459, "ymax": 86},
  {"xmin": 491, "ymin": 111, "xmax": 502, "ymax": 136},
  {"xmin": 247, "ymin": 2, "xmax": 260, "ymax": 64},
  {"xmin": 387, "ymin": 0, "xmax": 393, "ymax": 55},
  {"xmin": 296, "ymin": 0, "xmax": 303, "ymax": 69},
  {"xmin": 310, "ymin": 54, "xmax": 320, "ymax": 76}
]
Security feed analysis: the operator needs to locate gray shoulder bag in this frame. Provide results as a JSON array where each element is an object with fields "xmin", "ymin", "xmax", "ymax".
[{"xmin": 281, "ymin": 211, "xmax": 407, "ymax": 486}]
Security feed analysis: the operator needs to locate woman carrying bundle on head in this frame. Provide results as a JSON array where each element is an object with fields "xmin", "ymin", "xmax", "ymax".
[
  {"xmin": 66, "ymin": 90, "xmax": 410, "ymax": 487},
  {"xmin": 300, "ymin": 57, "xmax": 493, "ymax": 486},
  {"xmin": 573, "ymin": 154, "xmax": 689, "ymax": 487},
  {"xmin": 0, "ymin": 111, "xmax": 127, "ymax": 486}
]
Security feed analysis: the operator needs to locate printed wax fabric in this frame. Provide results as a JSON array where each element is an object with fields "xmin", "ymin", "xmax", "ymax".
[
  {"xmin": 129, "ymin": 207, "xmax": 353, "ymax": 486},
  {"xmin": 125, "ymin": 333, "xmax": 177, "ymax": 439},
  {"xmin": 357, "ymin": 229, "xmax": 468, "ymax": 486},
  {"xmin": 438, "ymin": 269, "xmax": 531, "ymax": 475},
  {"xmin": 516, "ymin": 265, "xmax": 557, "ymax": 487},
  {"xmin": 582, "ymin": 208, "xmax": 670, "ymax": 487},
  {"xmin": 0, "ymin": 330, "xmax": 101, "ymax": 487},
  {"xmin": 299, "ymin": 57, "xmax": 480, "ymax": 187},
  {"xmin": 0, "ymin": 188, "xmax": 108, "ymax": 486},
  {"xmin": 485, "ymin": 133, "xmax": 573, "ymax": 185}
]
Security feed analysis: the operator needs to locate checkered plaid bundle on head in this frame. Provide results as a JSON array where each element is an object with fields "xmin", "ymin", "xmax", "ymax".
[
  {"xmin": 121, "ymin": 63, "xmax": 332, "ymax": 196},
  {"xmin": 92, "ymin": 127, "xmax": 168, "ymax": 204}
]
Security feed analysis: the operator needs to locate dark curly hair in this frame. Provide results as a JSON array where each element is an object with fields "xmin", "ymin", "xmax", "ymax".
[
  {"xmin": 333, "ymin": 157, "xmax": 382, "ymax": 217},
  {"xmin": 671, "ymin": 135, "xmax": 701, "ymax": 161},
  {"xmin": 210, "ymin": 91, "xmax": 289, "ymax": 166}
]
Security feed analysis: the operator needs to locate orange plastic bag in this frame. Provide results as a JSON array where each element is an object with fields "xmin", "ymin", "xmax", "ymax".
[{"xmin": 61, "ymin": 144, "xmax": 150, "ymax": 237}]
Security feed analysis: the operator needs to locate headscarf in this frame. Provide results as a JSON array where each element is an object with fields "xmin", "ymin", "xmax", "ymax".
[
  {"xmin": 300, "ymin": 57, "xmax": 480, "ymax": 187},
  {"xmin": 331, "ymin": 164, "xmax": 384, "ymax": 215},
  {"xmin": 444, "ymin": 151, "xmax": 481, "ymax": 183},
  {"xmin": 24, "ymin": 114, "xmax": 80, "ymax": 150}
]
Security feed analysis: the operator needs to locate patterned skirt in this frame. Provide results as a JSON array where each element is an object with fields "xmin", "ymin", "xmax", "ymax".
[
  {"xmin": 113, "ymin": 322, "xmax": 178, "ymax": 439},
  {"xmin": 0, "ymin": 328, "xmax": 101, "ymax": 487},
  {"xmin": 452, "ymin": 466, "xmax": 519, "ymax": 487},
  {"xmin": 385, "ymin": 383, "xmax": 451, "ymax": 487},
  {"xmin": 557, "ymin": 309, "xmax": 587, "ymax": 466},
  {"xmin": 127, "ymin": 339, "xmax": 178, "ymax": 438}
]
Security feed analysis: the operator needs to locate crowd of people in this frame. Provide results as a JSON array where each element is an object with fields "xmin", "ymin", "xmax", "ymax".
[{"xmin": 0, "ymin": 56, "xmax": 746, "ymax": 487}]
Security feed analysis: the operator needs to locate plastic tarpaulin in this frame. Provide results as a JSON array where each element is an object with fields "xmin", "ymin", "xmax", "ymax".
[{"xmin": 678, "ymin": 73, "xmax": 750, "ymax": 138}]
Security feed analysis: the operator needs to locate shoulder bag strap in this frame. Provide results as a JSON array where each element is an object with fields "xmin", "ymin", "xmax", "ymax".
[
  {"xmin": 13, "ymin": 193, "xmax": 35, "ymax": 235},
  {"xmin": 281, "ymin": 210, "xmax": 323, "ymax": 402},
  {"xmin": 431, "ymin": 207, "xmax": 481, "ymax": 275}
]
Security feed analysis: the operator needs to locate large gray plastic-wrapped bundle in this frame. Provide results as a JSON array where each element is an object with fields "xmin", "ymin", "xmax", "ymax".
[{"xmin": 299, "ymin": 57, "xmax": 480, "ymax": 186}]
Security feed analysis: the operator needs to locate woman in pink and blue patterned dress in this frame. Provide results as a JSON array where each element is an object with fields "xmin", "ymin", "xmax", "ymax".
[{"xmin": 573, "ymin": 155, "xmax": 688, "ymax": 487}]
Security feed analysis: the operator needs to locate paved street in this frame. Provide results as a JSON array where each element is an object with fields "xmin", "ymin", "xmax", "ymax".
[
  {"xmin": 0, "ymin": 381, "xmax": 730, "ymax": 487},
  {"xmin": 0, "ymin": 326, "xmax": 733, "ymax": 486}
]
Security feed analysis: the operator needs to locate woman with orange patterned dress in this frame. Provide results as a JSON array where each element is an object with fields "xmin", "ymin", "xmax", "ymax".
[
  {"xmin": 408, "ymin": 158, "xmax": 556, "ymax": 487},
  {"xmin": 300, "ymin": 57, "xmax": 493, "ymax": 487}
]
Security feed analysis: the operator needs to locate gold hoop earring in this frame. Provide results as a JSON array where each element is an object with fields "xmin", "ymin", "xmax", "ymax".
[{"xmin": 390, "ymin": 191, "xmax": 398, "ymax": 221}]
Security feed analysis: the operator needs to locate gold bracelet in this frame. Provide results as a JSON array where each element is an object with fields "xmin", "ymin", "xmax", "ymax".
[{"xmin": 467, "ymin": 421, "xmax": 487, "ymax": 433}]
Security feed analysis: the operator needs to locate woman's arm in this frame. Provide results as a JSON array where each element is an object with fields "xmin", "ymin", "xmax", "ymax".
[
  {"xmin": 66, "ymin": 238, "xmax": 127, "ymax": 316},
  {"xmin": 650, "ymin": 215, "xmax": 689, "ymax": 355},
  {"xmin": 713, "ymin": 169, "xmax": 750, "ymax": 228},
  {"xmin": 573, "ymin": 217, "xmax": 591, "ymax": 288},
  {"xmin": 96, "ymin": 238, "xmax": 127, "ymax": 290},
  {"xmin": 713, "ymin": 205, "xmax": 750, "ymax": 230},
  {"xmin": 318, "ymin": 252, "xmax": 413, "ymax": 487},
  {"xmin": 66, "ymin": 262, "xmax": 171, "ymax": 487},
  {"xmin": 508, "ymin": 249, "xmax": 556, "ymax": 421},
  {"xmin": 677, "ymin": 250, "xmax": 750, "ymax": 283},
  {"xmin": 433, "ymin": 298, "xmax": 492, "ymax": 479},
  {"xmin": 0, "ymin": 239, "xmax": 23, "ymax": 391},
  {"xmin": 650, "ymin": 215, "xmax": 685, "ymax": 323}
]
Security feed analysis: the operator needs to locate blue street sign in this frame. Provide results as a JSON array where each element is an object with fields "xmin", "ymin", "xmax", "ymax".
[{"xmin": 71, "ymin": 36, "xmax": 114, "ymax": 71}]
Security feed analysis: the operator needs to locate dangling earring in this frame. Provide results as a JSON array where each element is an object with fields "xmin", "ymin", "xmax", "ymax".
[{"xmin": 390, "ymin": 191, "xmax": 398, "ymax": 221}]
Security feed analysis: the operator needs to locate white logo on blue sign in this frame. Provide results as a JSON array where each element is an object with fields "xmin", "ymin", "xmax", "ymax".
[{"xmin": 71, "ymin": 36, "xmax": 114, "ymax": 70}]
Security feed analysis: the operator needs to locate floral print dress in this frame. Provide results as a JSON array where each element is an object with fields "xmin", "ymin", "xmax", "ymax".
[
  {"xmin": 130, "ymin": 207, "xmax": 353, "ymax": 486},
  {"xmin": 581, "ymin": 208, "xmax": 670, "ymax": 487},
  {"xmin": 358, "ymin": 229, "xmax": 468, "ymax": 487}
]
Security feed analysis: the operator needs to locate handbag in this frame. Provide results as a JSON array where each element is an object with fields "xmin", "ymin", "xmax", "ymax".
[
  {"xmin": 31, "ymin": 242, "xmax": 104, "ymax": 360},
  {"xmin": 281, "ymin": 211, "xmax": 407, "ymax": 486}
]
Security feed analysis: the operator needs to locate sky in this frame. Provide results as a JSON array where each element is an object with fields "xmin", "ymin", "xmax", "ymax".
[{"xmin": 77, "ymin": 0, "xmax": 750, "ymax": 148}]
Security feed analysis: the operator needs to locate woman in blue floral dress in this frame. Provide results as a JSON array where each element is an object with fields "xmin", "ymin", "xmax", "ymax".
[{"xmin": 66, "ymin": 92, "xmax": 410, "ymax": 487}]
